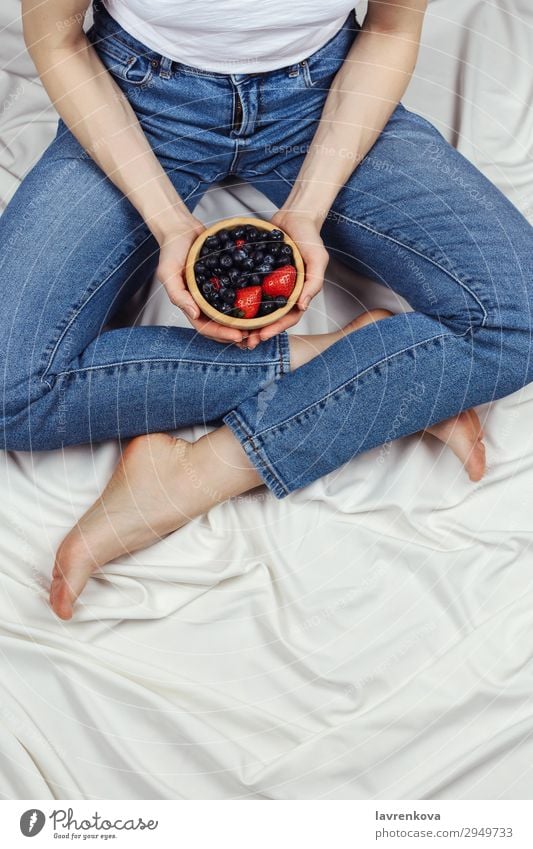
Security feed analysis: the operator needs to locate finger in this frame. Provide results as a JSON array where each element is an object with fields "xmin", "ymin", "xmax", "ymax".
[
  {"xmin": 158, "ymin": 263, "xmax": 200, "ymax": 320},
  {"xmin": 243, "ymin": 331, "xmax": 263, "ymax": 349},
  {"xmin": 190, "ymin": 315, "xmax": 244, "ymax": 344},
  {"xmin": 258, "ymin": 308, "xmax": 302, "ymax": 342},
  {"xmin": 298, "ymin": 248, "xmax": 329, "ymax": 310}
]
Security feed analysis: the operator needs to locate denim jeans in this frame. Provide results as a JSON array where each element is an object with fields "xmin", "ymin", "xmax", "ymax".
[{"xmin": 1, "ymin": 4, "xmax": 532, "ymax": 497}]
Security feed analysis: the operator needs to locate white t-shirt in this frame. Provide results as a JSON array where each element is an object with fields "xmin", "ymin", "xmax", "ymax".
[{"xmin": 102, "ymin": 0, "xmax": 357, "ymax": 73}]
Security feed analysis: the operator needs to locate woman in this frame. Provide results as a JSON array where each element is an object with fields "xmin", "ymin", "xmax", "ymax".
[{"xmin": 2, "ymin": 0, "xmax": 531, "ymax": 619}]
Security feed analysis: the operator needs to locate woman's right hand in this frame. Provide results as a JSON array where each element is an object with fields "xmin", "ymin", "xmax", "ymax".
[{"xmin": 156, "ymin": 217, "xmax": 247, "ymax": 345}]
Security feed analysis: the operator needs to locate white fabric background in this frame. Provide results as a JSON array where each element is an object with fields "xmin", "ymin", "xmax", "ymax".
[{"xmin": 0, "ymin": 0, "xmax": 532, "ymax": 799}]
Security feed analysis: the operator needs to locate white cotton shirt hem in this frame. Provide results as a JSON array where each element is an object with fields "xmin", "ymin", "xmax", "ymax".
[{"xmin": 101, "ymin": 0, "xmax": 352, "ymax": 74}]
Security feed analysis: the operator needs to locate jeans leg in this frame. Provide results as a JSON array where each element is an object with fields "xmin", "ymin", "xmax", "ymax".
[
  {"xmin": 0, "ymin": 124, "xmax": 291, "ymax": 450},
  {"xmin": 224, "ymin": 106, "xmax": 533, "ymax": 497}
]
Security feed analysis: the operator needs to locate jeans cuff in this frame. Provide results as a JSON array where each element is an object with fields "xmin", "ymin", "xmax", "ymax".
[{"xmin": 222, "ymin": 408, "xmax": 289, "ymax": 500}]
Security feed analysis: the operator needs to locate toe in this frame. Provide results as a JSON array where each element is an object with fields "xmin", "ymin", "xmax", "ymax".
[{"xmin": 50, "ymin": 534, "xmax": 94, "ymax": 620}]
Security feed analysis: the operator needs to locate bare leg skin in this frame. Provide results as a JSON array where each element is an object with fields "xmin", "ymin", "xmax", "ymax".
[{"xmin": 50, "ymin": 309, "xmax": 486, "ymax": 619}]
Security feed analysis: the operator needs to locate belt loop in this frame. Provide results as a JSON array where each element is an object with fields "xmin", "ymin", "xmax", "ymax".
[
  {"xmin": 159, "ymin": 56, "xmax": 173, "ymax": 79},
  {"xmin": 287, "ymin": 63, "xmax": 300, "ymax": 78}
]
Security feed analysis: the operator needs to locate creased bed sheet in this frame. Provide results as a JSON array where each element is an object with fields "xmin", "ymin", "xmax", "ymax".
[{"xmin": 1, "ymin": 0, "xmax": 532, "ymax": 800}]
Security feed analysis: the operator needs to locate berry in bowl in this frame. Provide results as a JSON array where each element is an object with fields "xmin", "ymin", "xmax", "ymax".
[{"xmin": 185, "ymin": 216, "xmax": 305, "ymax": 329}]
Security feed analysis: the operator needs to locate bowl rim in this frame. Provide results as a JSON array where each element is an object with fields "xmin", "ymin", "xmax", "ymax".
[{"xmin": 185, "ymin": 216, "xmax": 305, "ymax": 329}]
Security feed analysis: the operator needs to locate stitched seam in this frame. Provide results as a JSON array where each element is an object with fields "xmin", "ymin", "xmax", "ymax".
[
  {"xmin": 250, "ymin": 329, "xmax": 465, "ymax": 440},
  {"xmin": 40, "ymin": 234, "xmax": 153, "ymax": 384},
  {"xmin": 224, "ymin": 410, "xmax": 290, "ymax": 496},
  {"xmin": 54, "ymin": 357, "xmax": 283, "ymax": 379},
  {"xmin": 331, "ymin": 211, "xmax": 489, "ymax": 327},
  {"xmin": 182, "ymin": 179, "xmax": 204, "ymax": 204}
]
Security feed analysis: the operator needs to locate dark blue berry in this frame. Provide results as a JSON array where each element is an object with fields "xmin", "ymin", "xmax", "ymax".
[
  {"xmin": 270, "ymin": 228, "xmax": 284, "ymax": 241},
  {"xmin": 217, "ymin": 228, "xmax": 230, "ymax": 243},
  {"xmin": 220, "ymin": 253, "xmax": 233, "ymax": 268},
  {"xmin": 221, "ymin": 287, "xmax": 235, "ymax": 304},
  {"xmin": 257, "ymin": 300, "xmax": 279, "ymax": 317},
  {"xmin": 232, "ymin": 248, "xmax": 248, "ymax": 265}
]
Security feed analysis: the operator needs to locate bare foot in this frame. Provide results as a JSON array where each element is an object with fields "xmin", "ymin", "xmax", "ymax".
[
  {"xmin": 426, "ymin": 408, "xmax": 486, "ymax": 482},
  {"xmin": 50, "ymin": 430, "xmax": 260, "ymax": 620}
]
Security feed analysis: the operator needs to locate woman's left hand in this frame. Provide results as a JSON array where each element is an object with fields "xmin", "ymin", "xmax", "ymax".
[{"xmin": 242, "ymin": 209, "xmax": 329, "ymax": 349}]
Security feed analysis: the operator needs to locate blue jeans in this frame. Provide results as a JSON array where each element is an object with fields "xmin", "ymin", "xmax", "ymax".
[{"xmin": 1, "ymin": 4, "xmax": 532, "ymax": 497}]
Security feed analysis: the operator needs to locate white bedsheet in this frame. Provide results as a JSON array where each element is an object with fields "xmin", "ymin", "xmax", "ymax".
[{"xmin": 1, "ymin": 0, "xmax": 533, "ymax": 799}]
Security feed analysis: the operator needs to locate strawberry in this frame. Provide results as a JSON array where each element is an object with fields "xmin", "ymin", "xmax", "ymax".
[
  {"xmin": 262, "ymin": 265, "xmax": 297, "ymax": 299},
  {"xmin": 235, "ymin": 238, "xmax": 246, "ymax": 247},
  {"xmin": 209, "ymin": 276, "xmax": 220, "ymax": 290},
  {"xmin": 234, "ymin": 286, "xmax": 262, "ymax": 319}
]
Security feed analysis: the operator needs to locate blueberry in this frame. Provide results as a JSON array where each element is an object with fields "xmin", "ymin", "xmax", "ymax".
[
  {"xmin": 195, "ymin": 272, "xmax": 207, "ymax": 285},
  {"xmin": 206, "ymin": 255, "xmax": 219, "ymax": 270},
  {"xmin": 262, "ymin": 253, "xmax": 275, "ymax": 266},
  {"xmin": 245, "ymin": 226, "xmax": 259, "ymax": 241},
  {"xmin": 229, "ymin": 268, "xmax": 241, "ymax": 284},
  {"xmin": 257, "ymin": 300, "xmax": 279, "ymax": 317},
  {"xmin": 252, "ymin": 250, "xmax": 264, "ymax": 265},
  {"xmin": 200, "ymin": 245, "xmax": 210, "ymax": 258},
  {"xmin": 241, "ymin": 257, "xmax": 255, "ymax": 272},
  {"xmin": 270, "ymin": 228, "xmax": 284, "ymax": 241},
  {"xmin": 232, "ymin": 248, "xmax": 248, "ymax": 265},
  {"xmin": 217, "ymin": 228, "xmax": 230, "ymax": 243},
  {"xmin": 219, "ymin": 274, "xmax": 231, "ymax": 287},
  {"xmin": 195, "ymin": 261, "xmax": 207, "ymax": 275},
  {"xmin": 202, "ymin": 282, "xmax": 214, "ymax": 296},
  {"xmin": 234, "ymin": 277, "xmax": 248, "ymax": 289},
  {"xmin": 219, "ymin": 302, "xmax": 233, "ymax": 314},
  {"xmin": 256, "ymin": 262, "xmax": 273, "ymax": 275},
  {"xmin": 233, "ymin": 226, "xmax": 246, "ymax": 239},
  {"xmin": 249, "ymin": 274, "xmax": 262, "ymax": 286},
  {"xmin": 279, "ymin": 243, "xmax": 293, "ymax": 259},
  {"xmin": 274, "ymin": 295, "xmax": 288, "ymax": 307},
  {"xmin": 205, "ymin": 235, "xmax": 220, "ymax": 250},
  {"xmin": 220, "ymin": 253, "xmax": 233, "ymax": 268},
  {"xmin": 220, "ymin": 287, "xmax": 234, "ymax": 304}
]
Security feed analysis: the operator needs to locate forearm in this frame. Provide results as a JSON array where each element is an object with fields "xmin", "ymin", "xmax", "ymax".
[
  {"xmin": 22, "ymin": 1, "xmax": 191, "ymax": 242},
  {"xmin": 283, "ymin": 3, "xmax": 427, "ymax": 224}
]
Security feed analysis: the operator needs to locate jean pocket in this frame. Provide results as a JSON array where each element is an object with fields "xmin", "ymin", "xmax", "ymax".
[
  {"xmin": 302, "ymin": 13, "xmax": 361, "ymax": 89},
  {"xmin": 88, "ymin": 25, "xmax": 154, "ymax": 86}
]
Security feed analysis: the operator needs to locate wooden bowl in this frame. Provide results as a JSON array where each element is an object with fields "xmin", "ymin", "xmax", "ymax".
[{"xmin": 185, "ymin": 216, "xmax": 305, "ymax": 329}]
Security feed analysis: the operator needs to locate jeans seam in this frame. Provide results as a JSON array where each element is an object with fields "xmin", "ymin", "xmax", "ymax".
[
  {"xmin": 223, "ymin": 409, "xmax": 289, "ymax": 498},
  {"xmin": 54, "ymin": 357, "xmax": 285, "ymax": 380},
  {"xmin": 39, "ymin": 231, "xmax": 153, "ymax": 388},
  {"xmin": 276, "ymin": 332, "xmax": 291, "ymax": 376},
  {"xmin": 247, "ymin": 328, "xmax": 464, "ymax": 441},
  {"xmin": 330, "ymin": 210, "xmax": 490, "ymax": 329}
]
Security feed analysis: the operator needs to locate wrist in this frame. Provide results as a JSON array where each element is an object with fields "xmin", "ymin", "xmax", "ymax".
[
  {"xmin": 148, "ymin": 207, "xmax": 202, "ymax": 245},
  {"xmin": 274, "ymin": 201, "xmax": 328, "ymax": 230}
]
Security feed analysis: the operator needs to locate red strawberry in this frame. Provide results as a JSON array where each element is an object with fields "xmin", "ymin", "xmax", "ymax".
[
  {"xmin": 262, "ymin": 265, "xmax": 297, "ymax": 299},
  {"xmin": 234, "ymin": 286, "xmax": 262, "ymax": 319},
  {"xmin": 235, "ymin": 238, "xmax": 246, "ymax": 247},
  {"xmin": 209, "ymin": 276, "xmax": 220, "ymax": 290}
]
